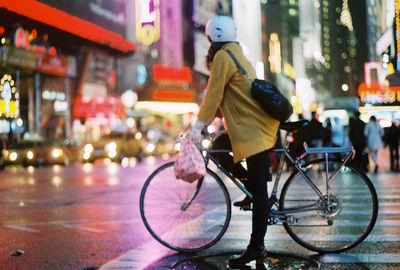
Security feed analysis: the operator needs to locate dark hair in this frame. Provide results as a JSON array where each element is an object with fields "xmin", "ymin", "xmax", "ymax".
[
  {"xmin": 205, "ymin": 42, "xmax": 229, "ymax": 70},
  {"xmin": 370, "ymin": 115, "xmax": 376, "ymax": 121}
]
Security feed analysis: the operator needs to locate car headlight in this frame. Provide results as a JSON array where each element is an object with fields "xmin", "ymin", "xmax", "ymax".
[
  {"xmin": 27, "ymin": 151, "xmax": 34, "ymax": 160},
  {"xmin": 84, "ymin": 144, "xmax": 94, "ymax": 153},
  {"xmin": 83, "ymin": 152, "xmax": 91, "ymax": 160},
  {"xmin": 105, "ymin": 142, "xmax": 117, "ymax": 152},
  {"xmin": 135, "ymin": 132, "xmax": 142, "ymax": 140},
  {"xmin": 146, "ymin": 143, "xmax": 155, "ymax": 153},
  {"xmin": 9, "ymin": 152, "xmax": 18, "ymax": 161},
  {"xmin": 107, "ymin": 150, "xmax": 117, "ymax": 158},
  {"xmin": 52, "ymin": 148, "xmax": 63, "ymax": 158}
]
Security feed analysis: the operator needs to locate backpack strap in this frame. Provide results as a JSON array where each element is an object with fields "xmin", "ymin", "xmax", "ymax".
[{"xmin": 225, "ymin": 50, "xmax": 252, "ymax": 81}]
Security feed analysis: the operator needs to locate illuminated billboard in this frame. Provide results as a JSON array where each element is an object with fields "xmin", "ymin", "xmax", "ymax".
[{"xmin": 135, "ymin": 0, "xmax": 160, "ymax": 46}]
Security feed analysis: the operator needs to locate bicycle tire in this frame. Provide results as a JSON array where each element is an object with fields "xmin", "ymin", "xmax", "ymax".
[
  {"xmin": 279, "ymin": 159, "xmax": 378, "ymax": 253},
  {"xmin": 140, "ymin": 161, "xmax": 231, "ymax": 253}
]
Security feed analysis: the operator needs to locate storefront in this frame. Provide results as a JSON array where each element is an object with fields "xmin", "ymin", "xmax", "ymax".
[
  {"xmin": 0, "ymin": 22, "xmax": 76, "ymax": 143},
  {"xmin": 0, "ymin": 0, "xmax": 134, "ymax": 144}
]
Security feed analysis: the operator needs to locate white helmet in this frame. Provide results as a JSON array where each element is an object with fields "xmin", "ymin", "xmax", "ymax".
[{"xmin": 205, "ymin": 16, "xmax": 237, "ymax": 42}]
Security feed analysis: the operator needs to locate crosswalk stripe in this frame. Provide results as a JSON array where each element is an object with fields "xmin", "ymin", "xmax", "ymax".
[
  {"xmin": 321, "ymin": 253, "xmax": 400, "ymax": 264},
  {"xmin": 224, "ymin": 232, "xmax": 400, "ymax": 242},
  {"xmin": 284, "ymin": 194, "xmax": 396, "ymax": 199},
  {"xmin": 230, "ymin": 217, "xmax": 400, "ymax": 226}
]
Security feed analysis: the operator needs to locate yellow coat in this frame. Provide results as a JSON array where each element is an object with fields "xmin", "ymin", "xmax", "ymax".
[{"xmin": 197, "ymin": 42, "xmax": 280, "ymax": 163}]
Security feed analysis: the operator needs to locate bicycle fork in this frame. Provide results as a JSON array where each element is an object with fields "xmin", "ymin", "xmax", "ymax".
[{"xmin": 180, "ymin": 178, "xmax": 204, "ymax": 211}]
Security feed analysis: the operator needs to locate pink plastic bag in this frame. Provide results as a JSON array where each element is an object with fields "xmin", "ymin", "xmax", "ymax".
[{"xmin": 174, "ymin": 138, "xmax": 206, "ymax": 183}]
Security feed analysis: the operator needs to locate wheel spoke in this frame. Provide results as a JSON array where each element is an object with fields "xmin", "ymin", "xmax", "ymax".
[
  {"xmin": 280, "ymin": 159, "xmax": 378, "ymax": 253},
  {"xmin": 140, "ymin": 162, "xmax": 231, "ymax": 252}
]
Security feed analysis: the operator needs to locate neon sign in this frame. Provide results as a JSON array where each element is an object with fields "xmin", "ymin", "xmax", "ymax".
[
  {"xmin": 0, "ymin": 74, "xmax": 19, "ymax": 118},
  {"xmin": 153, "ymin": 65, "xmax": 192, "ymax": 84},
  {"xmin": 152, "ymin": 90, "xmax": 193, "ymax": 101},
  {"xmin": 358, "ymin": 82, "xmax": 400, "ymax": 104},
  {"xmin": 14, "ymin": 27, "xmax": 56, "ymax": 56},
  {"xmin": 364, "ymin": 62, "xmax": 382, "ymax": 86},
  {"xmin": 135, "ymin": 0, "xmax": 160, "ymax": 46}
]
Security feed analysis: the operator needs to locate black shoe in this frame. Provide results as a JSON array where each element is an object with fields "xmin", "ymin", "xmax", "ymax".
[
  {"xmin": 233, "ymin": 195, "xmax": 252, "ymax": 207},
  {"xmin": 228, "ymin": 244, "xmax": 266, "ymax": 266}
]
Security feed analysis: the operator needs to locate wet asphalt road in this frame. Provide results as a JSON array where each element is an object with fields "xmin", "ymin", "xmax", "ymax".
[
  {"xmin": 0, "ymin": 156, "xmax": 399, "ymax": 270},
  {"xmin": 0, "ymin": 157, "xmax": 168, "ymax": 270}
]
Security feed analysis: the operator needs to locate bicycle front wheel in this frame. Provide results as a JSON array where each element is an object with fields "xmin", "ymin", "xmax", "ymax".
[
  {"xmin": 279, "ymin": 159, "xmax": 378, "ymax": 253},
  {"xmin": 140, "ymin": 161, "xmax": 231, "ymax": 253}
]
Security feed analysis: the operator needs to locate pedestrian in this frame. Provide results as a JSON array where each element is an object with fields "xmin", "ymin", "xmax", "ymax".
[
  {"xmin": 308, "ymin": 111, "xmax": 324, "ymax": 148},
  {"xmin": 349, "ymin": 111, "xmax": 368, "ymax": 171},
  {"xmin": 331, "ymin": 117, "xmax": 345, "ymax": 147},
  {"xmin": 383, "ymin": 121, "xmax": 400, "ymax": 171},
  {"xmin": 364, "ymin": 116, "xmax": 384, "ymax": 173},
  {"xmin": 188, "ymin": 15, "xmax": 280, "ymax": 266},
  {"xmin": 322, "ymin": 118, "xmax": 333, "ymax": 147}
]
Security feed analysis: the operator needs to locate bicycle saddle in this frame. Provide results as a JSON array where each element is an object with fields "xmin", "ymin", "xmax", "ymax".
[{"xmin": 279, "ymin": 120, "xmax": 309, "ymax": 132}]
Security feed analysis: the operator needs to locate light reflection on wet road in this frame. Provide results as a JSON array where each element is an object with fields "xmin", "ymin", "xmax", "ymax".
[{"xmin": 0, "ymin": 157, "xmax": 170, "ymax": 270}]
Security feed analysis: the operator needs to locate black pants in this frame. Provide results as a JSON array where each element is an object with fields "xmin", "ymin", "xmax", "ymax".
[
  {"xmin": 211, "ymin": 133, "xmax": 271, "ymax": 244},
  {"xmin": 352, "ymin": 144, "xmax": 368, "ymax": 171},
  {"xmin": 246, "ymin": 149, "xmax": 270, "ymax": 245}
]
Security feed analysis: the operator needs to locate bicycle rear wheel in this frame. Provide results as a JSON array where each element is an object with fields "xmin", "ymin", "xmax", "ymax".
[
  {"xmin": 140, "ymin": 161, "xmax": 231, "ymax": 252},
  {"xmin": 279, "ymin": 159, "xmax": 378, "ymax": 253}
]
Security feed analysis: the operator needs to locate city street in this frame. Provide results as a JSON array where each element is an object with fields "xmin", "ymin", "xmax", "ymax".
[
  {"xmin": 0, "ymin": 155, "xmax": 398, "ymax": 270},
  {"xmin": 0, "ymin": 1, "xmax": 399, "ymax": 269}
]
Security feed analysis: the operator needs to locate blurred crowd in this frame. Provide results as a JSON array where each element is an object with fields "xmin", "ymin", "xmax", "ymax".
[{"xmin": 290, "ymin": 111, "xmax": 400, "ymax": 173}]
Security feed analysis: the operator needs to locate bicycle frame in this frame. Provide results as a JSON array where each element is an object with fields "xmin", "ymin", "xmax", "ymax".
[
  {"xmin": 197, "ymin": 130, "xmax": 355, "ymax": 221},
  {"xmin": 141, "ymin": 126, "xmax": 376, "ymax": 254}
]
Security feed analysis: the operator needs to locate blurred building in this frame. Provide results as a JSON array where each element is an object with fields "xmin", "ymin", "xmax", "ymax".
[
  {"xmin": 260, "ymin": 0, "xmax": 371, "ymax": 118},
  {"xmin": 262, "ymin": 0, "xmax": 314, "ymax": 117},
  {"xmin": 318, "ymin": 0, "xmax": 368, "ymax": 98},
  {"xmin": 0, "ymin": 0, "xmax": 135, "ymax": 143},
  {"xmin": 357, "ymin": 0, "xmax": 400, "ymax": 127}
]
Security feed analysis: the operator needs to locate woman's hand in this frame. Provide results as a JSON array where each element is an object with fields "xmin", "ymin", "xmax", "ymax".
[{"xmin": 188, "ymin": 130, "xmax": 202, "ymax": 145}]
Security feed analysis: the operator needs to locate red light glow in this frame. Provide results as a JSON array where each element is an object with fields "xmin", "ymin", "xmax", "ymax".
[
  {"xmin": 74, "ymin": 96, "xmax": 126, "ymax": 119},
  {"xmin": 153, "ymin": 65, "xmax": 192, "ymax": 83},
  {"xmin": 31, "ymin": 28, "xmax": 37, "ymax": 39},
  {"xmin": 49, "ymin": 46, "xmax": 57, "ymax": 56},
  {"xmin": 152, "ymin": 90, "xmax": 193, "ymax": 101}
]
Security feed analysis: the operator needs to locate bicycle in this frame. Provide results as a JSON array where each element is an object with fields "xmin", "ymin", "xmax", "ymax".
[{"xmin": 139, "ymin": 120, "xmax": 378, "ymax": 254}]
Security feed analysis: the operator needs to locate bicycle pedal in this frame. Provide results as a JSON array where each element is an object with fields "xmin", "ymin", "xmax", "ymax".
[{"xmin": 240, "ymin": 203, "xmax": 252, "ymax": 211}]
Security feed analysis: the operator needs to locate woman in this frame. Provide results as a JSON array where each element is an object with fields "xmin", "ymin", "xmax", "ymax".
[
  {"xmin": 188, "ymin": 15, "xmax": 280, "ymax": 266},
  {"xmin": 364, "ymin": 115, "xmax": 384, "ymax": 173}
]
